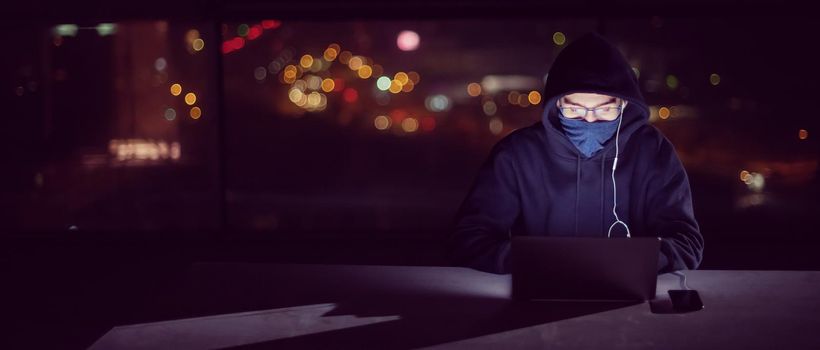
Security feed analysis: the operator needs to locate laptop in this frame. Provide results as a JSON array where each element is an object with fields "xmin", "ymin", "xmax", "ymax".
[{"xmin": 511, "ymin": 236, "xmax": 661, "ymax": 301}]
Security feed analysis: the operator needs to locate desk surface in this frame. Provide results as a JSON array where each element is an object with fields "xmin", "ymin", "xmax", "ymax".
[{"xmin": 89, "ymin": 264, "xmax": 820, "ymax": 349}]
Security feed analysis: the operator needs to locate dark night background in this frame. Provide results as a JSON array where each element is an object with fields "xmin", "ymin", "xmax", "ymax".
[{"xmin": 1, "ymin": 0, "xmax": 819, "ymax": 348}]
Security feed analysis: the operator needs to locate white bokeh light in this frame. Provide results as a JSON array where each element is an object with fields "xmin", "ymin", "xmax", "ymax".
[{"xmin": 396, "ymin": 30, "xmax": 420, "ymax": 51}]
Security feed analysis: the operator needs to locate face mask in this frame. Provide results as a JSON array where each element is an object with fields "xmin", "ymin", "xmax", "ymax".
[{"xmin": 557, "ymin": 108, "xmax": 620, "ymax": 158}]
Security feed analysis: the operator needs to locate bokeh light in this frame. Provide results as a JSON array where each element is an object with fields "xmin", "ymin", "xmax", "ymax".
[
  {"xmin": 467, "ymin": 82, "xmax": 482, "ymax": 97},
  {"xmin": 154, "ymin": 57, "xmax": 167, "ymax": 71},
  {"xmin": 184, "ymin": 92, "xmax": 197, "ymax": 105},
  {"xmin": 374, "ymin": 115, "xmax": 391, "ymax": 130},
  {"xmin": 527, "ymin": 91, "xmax": 542, "ymax": 105},
  {"xmin": 343, "ymin": 88, "xmax": 358, "ymax": 103},
  {"xmin": 421, "ymin": 116, "xmax": 436, "ymax": 131},
  {"xmin": 339, "ymin": 51, "xmax": 352, "ymax": 64},
  {"xmin": 254, "ymin": 67, "xmax": 267, "ymax": 81},
  {"xmin": 666, "ymin": 75, "xmax": 679, "ymax": 90},
  {"xmin": 376, "ymin": 76, "xmax": 392, "ymax": 91},
  {"xmin": 170, "ymin": 83, "xmax": 182, "ymax": 96},
  {"xmin": 324, "ymin": 47, "xmax": 338, "ymax": 61},
  {"xmin": 321, "ymin": 78, "xmax": 335, "ymax": 92},
  {"xmin": 95, "ymin": 23, "xmax": 117, "ymax": 36},
  {"xmin": 358, "ymin": 65, "xmax": 373, "ymax": 79},
  {"xmin": 190, "ymin": 107, "xmax": 202, "ymax": 119},
  {"xmin": 394, "ymin": 72, "xmax": 409, "ymax": 85},
  {"xmin": 300, "ymin": 55, "xmax": 314, "ymax": 69},
  {"xmin": 185, "ymin": 29, "xmax": 200, "ymax": 43},
  {"xmin": 483, "ymin": 100, "xmax": 497, "ymax": 116},
  {"xmin": 425, "ymin": 94, "xmax": 451, "ymax": 112},
  {"xmin": 164, "ymin": 108, "xmax": 176, "ymax": 121},
  {"xmin": 407, "ymin": 71, "xmax": 420, "ymax": 84},
  {"xmin": 348, "ymin": 56, "xmax": 363, "ymax": 70},
  {"xmin": 192, "ymin": 38, "xmax": 205, "ymax": 51},
  {"xmin": 740, "ymin": 170, "xmax": 751, "ymax": 182},
  {"xmin": 489, "ymin": 117, "xmax": 503, "ymax": 135},
  {"xmin": 237, "ymin": 24, "xmax": 250, "ymax": 37},
  {"xmin": 389, "ymin": 80, "xmax": 403, "ymax": 94},
  {"xmin": 659, "ymin": 106, "xmax": 671, "ymax": 119},
  {"xmin": 397, "ymin": 30, "xmax": 420, "ymax": 51},
  {"xmin": 401, "ymin": 81, "xmax": 415, "ymax": 92},
  {"xmin": 710, "ymin": 73, "xmax": 721, "ymax": 86},
  {"xmin": 798, "ymin": 129, "xmax": 808, "ymax": 140},
  {"xmin": 54, "ymin": 24, "xmax": 78, "ymax": 37},
  {"xmin": 401, "ymin": 117, "xmax": 419, "ymax": 132},
  {"xmin": 553, "ymin": 32, "xmax": 566, "ymax": 46}
]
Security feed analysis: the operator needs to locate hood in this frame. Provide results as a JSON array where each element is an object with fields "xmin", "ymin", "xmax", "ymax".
[{"xmin": 540, "ymin": 32, "xmax": 649, "ymax": 160}]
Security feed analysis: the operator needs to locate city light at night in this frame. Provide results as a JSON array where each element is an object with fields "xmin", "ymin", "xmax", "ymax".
[{"xmin": 397, "ymin": 30, "xmax": 420, "ymax": 51}]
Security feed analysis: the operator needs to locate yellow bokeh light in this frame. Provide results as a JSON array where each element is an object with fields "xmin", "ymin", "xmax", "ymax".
[
  {"xmin": 189, "ymin": 106, "xmax": 202, "ymax": 119},
  {"xmin": 739, "ymin": 170, "xmax": 751, "ymax": 182},
  {"xmin": 401, "ymin": 117, "xmax": 419, "ymax": 132},
  {"xmin": 528, "ymin": 91, "xmax": 542, "ymax": 105},
  {"xmin": 798, "ymin": 129, "xmax": 808, "ymax": 140},
  {"xmin": 184, "ymin": 92, "xmax": 197, "ymax": 105},
  {"xmin": 307, "ymin": 92, "xmax": 322, "ymax": 106},
  {"xmin": 288, "ymin": 88, "xmax": 304, "ymax": 103},
  {"xmin": 192, "ymin": 38, "xmax": 205, "ymax": 51},
  {"xmin": 553, "ymin": 32, "xmax": 566, "ymax": 45},
  {"xmin": 467, "ymin": 82, "xmax": 482, "ymax": 97},
  {"xmin": 170, "ymin": 83, "xmax": 182, "ymax": 96},
  {"xmin": 348, "ymin": 56, "xmax": 363, "ymax": 70},
  {"xmin": 389, "ymin": 80, "xmax": 403, "ymax": 94},
  {"xmin": 299, "ymin": 55, "xmax": 314, "ymax": 69},
  {"xmin": 321, "ymin": 78, "xmax": 335, "ymax": 92},
  {"xmin": 710, "ymin": 73, "xmax": 721, "ymax": 86},
  {"xmin": 394, "ymin": 72, "xmax": 409, "ymax": 85},
  {"xmin": 296, "ymin": 95, "xmax": 308, "ymax": 107},
  {"xmin": 323, "ymin": 47, "xmax": 338, "ymax": 61},
  {"xmin": 374, "ymin": 115, "xmax": 391, "ymax": 130},
  {"xmin": 658, "ymin": 107, "xmax": 671, "ymax": 119},
  {"xmin": 358, "ymin": 65, "xmax": 373, "ymax": 79}
]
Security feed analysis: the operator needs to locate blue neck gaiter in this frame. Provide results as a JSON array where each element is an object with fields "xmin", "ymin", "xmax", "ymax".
[{"xmin": 557, "ymin": 109, "xmax": 620, "ymax": 158}]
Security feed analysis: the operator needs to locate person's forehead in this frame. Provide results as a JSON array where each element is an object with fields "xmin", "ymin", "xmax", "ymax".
[{"xmin": 561, "ymin": 92, "xmax": 619, "ymax": 103}]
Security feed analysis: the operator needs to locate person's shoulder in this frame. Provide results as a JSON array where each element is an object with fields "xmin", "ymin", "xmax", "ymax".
[
  {"xmin": 631, "ymin": 123, "xmax": 676, "ymax": 155},
  {"xmin": 493, "ymin": 121, "xmax": 545, "ymax": 151}
]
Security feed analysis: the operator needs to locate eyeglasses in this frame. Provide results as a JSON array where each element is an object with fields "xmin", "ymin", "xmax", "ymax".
[{"xmin": 558, "ymin": 104, "xmax": 623, "ymax": 120}]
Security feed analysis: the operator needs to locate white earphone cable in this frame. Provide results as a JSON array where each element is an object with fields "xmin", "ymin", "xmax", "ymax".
[{"xmin": 607, "ymin": 101, "xmax": 631, "ymax": 238}]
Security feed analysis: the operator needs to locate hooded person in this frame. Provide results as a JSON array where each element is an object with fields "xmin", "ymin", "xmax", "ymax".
[{"xmin": 447, "ymin": 32, "xmax": 704, "ymax": 275}]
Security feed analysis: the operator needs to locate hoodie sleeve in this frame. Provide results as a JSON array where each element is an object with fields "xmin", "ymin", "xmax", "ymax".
[
  {"xmin": 447, "ymin": 140, "xmax": 521, "ymax": 274},
  {"xmin": 645, "ymin": 136, "xmax": 705, "ymax": 274}
]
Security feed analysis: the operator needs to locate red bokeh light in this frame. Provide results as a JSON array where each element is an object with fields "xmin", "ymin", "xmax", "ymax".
[
  {"xmin": 421, "ymin": 116, "xmax": 436, "ymax": 131},
  {"xmin": 247, "ymin": 25, "xmax": 263, "ymax": 40},
  {"xmin": 343, "ymin": 88, "xmax": 358, "ymax": 103},
  {"xmin": 261, "ymin": 20, "xmax": 281, "ymax": 29}
]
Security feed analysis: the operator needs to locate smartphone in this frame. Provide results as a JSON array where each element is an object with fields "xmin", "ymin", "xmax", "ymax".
[{"xmin": 668, "ymin": 290, "xmax": 704, "ymax": 312}]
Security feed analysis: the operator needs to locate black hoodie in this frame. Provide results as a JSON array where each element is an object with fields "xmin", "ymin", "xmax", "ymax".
[{"xmin": 448, "ymin": 32, "xmax": 704, "ymax": 274}]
